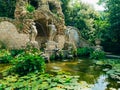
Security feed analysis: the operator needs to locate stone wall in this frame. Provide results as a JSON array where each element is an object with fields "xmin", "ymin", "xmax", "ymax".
[
  {"xmin": 14, "ymin": 0, "xmax": 65, "ymax": 35},
  {"xmin": 13, "ymin": 0, "xmax": 66, "ymax": 49},
  {"xmin": 0, "ymin": 0, "xmax": 91, "ymax": 50},
  {"xmin": 0, "ymin": 21, "xmax": 29, "ymax": 49}
]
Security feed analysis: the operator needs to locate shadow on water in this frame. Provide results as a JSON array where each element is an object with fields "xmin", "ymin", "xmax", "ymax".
[{"xmin": 46, "ymin": 58, "xmax": 120, "ymax": 90}]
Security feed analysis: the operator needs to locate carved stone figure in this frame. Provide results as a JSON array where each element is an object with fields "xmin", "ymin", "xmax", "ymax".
[
  {"xmin": 29, "ymin": 22, "xmax": 38, "ymax": 41},
  {"xmin": 48, "ymin": 23, "xmax": 57, "ymax": 41},
  {"xmin": 14, "ymin": 0, "xmax": 66, "ymax": 49},
  {"xmin": 29, "ymin": 21, "xmax": 39, "ymax": 49}
]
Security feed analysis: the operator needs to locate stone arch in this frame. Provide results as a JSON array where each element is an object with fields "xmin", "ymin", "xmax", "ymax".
[{"xmin": 34, "ymin": 19, "xmax": 49, "ymax": 49}]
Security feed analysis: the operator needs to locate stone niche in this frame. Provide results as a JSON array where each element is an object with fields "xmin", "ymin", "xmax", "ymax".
[
  {"xmin": 0, "ymin": 21, "xmax": 29, "ymax": 49},
  {"xmin": 34, "ymin": 19, "xmax": 49, "ymax": 49},
  {"xmin": 14, "ymin": 0, "xmax": 66, "ymax": 50}
]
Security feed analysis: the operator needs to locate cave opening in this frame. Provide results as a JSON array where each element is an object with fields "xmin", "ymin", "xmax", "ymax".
[{"xmin": 34, "ymin": 19, "xmax": 49, "ymax": 49}]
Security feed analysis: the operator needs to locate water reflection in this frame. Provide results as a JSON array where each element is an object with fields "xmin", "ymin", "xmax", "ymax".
[
  {"xmin": 92, "ymin": 75, "xmax": 109, "ymax": 90},
  {"xmin": 46, "ymin": 59, "xmax": 119, "ymax": 90}
]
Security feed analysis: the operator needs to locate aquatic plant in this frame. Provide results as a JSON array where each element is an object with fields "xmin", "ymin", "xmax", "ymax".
[
  {"xmin": 95, "ymin": 59, "xmax": 120, "ymax": 81},
  {"xmin": 0, "ymin": 71, "xmax": 92, "ymax": 90}
]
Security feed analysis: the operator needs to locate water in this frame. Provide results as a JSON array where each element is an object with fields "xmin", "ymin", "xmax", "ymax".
[
  {"xmin": 46, "ymin": 58, "xmax": 120, "ymax": 90},
  {"xmin": 0, "ymin": 59, "xmax": 119, "ymax": 90}
]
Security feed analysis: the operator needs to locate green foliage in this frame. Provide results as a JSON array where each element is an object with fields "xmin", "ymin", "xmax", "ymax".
[
  {"xmin": 12, "ymin": 49, "xmax": 45, "ymax": 75},
  {"xmin": 26, "ymin": 3, "xmax": 35, "ymax": 13},
  {"xmin": 0, "ymin": 49, "xmax": 12, "ymax": 63},
  {"xmin": 0, "ymin": 84, "xmax": 4, "ymax": 90},
  {"xmin": 61, "ymin": 0, "xmax": 99, "ymax": 42},
  {"xmin": 77, "ymin": 47, "xmax": 93, "ymax": 57},
  {"xmin": 97, "ymin": 59, "xmax": 120, "ymax": 81},
  {"xmin": 50, "ymin": 54, "xmax": 56, "ymax": 60},
  {"xmin": 92, "ymin": 14, "xmax": 110, "ymax": 42},
  {"xmin": 90, "ymin": 50, "xmax": 105, "ymax": 60},
  {"xmin": 0, "ymin": 0, "xmax": 16, "ymax": 18},
  {"xmin": 0, "ymin": 72, "xmax": 82, "ymax": 90},
  {"xmin": 10, "ymin": 49, "xmax": 24, "ymax": 57},
  {"xmin": 106, "ymin": 0, "xmax": 120, "ymax": 53},
  {"xmin": 17, "ymin": 23, "xmax": 24, "ymax": 31},
  {"xmin": 98, "ymin": 0, "xmax": 120, "ymax": 53}
]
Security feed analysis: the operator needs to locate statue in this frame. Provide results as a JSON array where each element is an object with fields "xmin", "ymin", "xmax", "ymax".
[
  {"xmin": 48, "ymin": 22, "xmax": 57, "ymax": 41},
  {"xmin": 29, "ymin": 21, "xmax": 39, "ymax": 49},
  {"xmin": 29, "ymin": 22, "xmax": 38, "ymax": 41}
]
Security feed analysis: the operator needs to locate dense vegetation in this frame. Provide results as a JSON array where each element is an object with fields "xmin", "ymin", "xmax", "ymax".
[
  {"xmin": 0, "ymin": 0, "xmax": 120, "ymax": 89},
  {"xmin": 0, "ymin": 48, "xmax": 46, "ymax": 75},
  {"xmin": 0, "ymin": 0, "xmax": 120, "ymax": 53},
  {"xmin": 61, "ymin": 0, "xmax": 120, "ymax": 54},
  {"xmin": 0, "ymin": 0, "xmax": 16, "ymax": 18}
]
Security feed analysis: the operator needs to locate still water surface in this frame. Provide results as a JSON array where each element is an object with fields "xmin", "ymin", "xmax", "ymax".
[
  {"xmin": 0, "ymin": 59, "xmax": 119, "ymax": 90},
  {"xmin": 46, "ymin": 59, "xmax": 120, "ymax": 90}
]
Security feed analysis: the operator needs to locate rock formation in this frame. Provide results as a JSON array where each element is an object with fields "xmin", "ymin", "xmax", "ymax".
[
  {"xmin": 64, "ymin": 26, "xmax": 92, "ymax": 50},
  {"xmin": 0, "ymin": 21, "xmax": 29, "ymax": 49},
  {"xmin": 15, "ymin": 0, "xmax": 66, "ymax": 49},
  {"xmin": 0, "ymin": 0, "xmax": 66, "ymax": 49},
  {"xmin": 0, "ymin": 0, "xmax": 91, "ymax": 50}
]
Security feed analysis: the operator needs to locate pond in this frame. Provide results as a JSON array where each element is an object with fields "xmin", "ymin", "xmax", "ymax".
[
  {"xmin": 46, "ymin": 58, "xmax": 120, "ymax": 90},
  {"xmin": 0, "ymin": 58, "xmax": 120, "ymax": 90}
]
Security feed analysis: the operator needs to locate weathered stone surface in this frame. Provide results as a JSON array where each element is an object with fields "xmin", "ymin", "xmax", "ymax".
[
  {"xmin": 54, "ymin": 35, "xmax": 65, "ymax": 49},
  {"xmin": 65, "ymin": 26, "xmax": 92, "ymax": 49},
  {"xmin": 13, "ymin": 0, "xmax": 66, "ymax": 49},
  {"xmin": 15, "ymin": 0, "xmax": 65, "ymax": 34},
  {"xmin": 0, "ymin": 21, "xmax": 29, "ymax": 49},
  {"xmin": 0, "ymin": 0, "xmax": 92, "ymax": 50}
]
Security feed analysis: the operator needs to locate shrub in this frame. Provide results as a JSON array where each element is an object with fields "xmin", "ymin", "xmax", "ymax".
[
  {"xmin": 90, "ymin": 50, "xmax": 105, "ymax": 60},
  {"xmin": 77, "ymin": 47, "xmax": 93, "ymax": 57},
  {"xmin": 50, "ymin": 54, "xmax": 56, "ymax": 60},
  {"xmin": 0, "ymin": 49, "xmax": 13, "ymax": 63},
  {"xmin": 26, "ymin": 3, "xmax": 35, "ymax": 13},
  {"xmin": 10, "ymin": 49, "xmax": 24, "ymax": 57},
  {"xmin": 12, "ymin": 49, "xmax": 45, "ymax": 75}
]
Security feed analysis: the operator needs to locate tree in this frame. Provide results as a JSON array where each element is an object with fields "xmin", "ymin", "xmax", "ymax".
[
  {"xmin": 98, "ymin": 0, "xmax": 120, "ymax": 53},
  {"xmin": 61, "ymin": 0, "xmax": 99, "ymax": 42},
  {"xmin": 0, "ymin": 0, "xmax": 16, "ymax": 18},
  {"xmin": 94, "ymin": 12, "xmax": 110, "ymax": 40}
]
